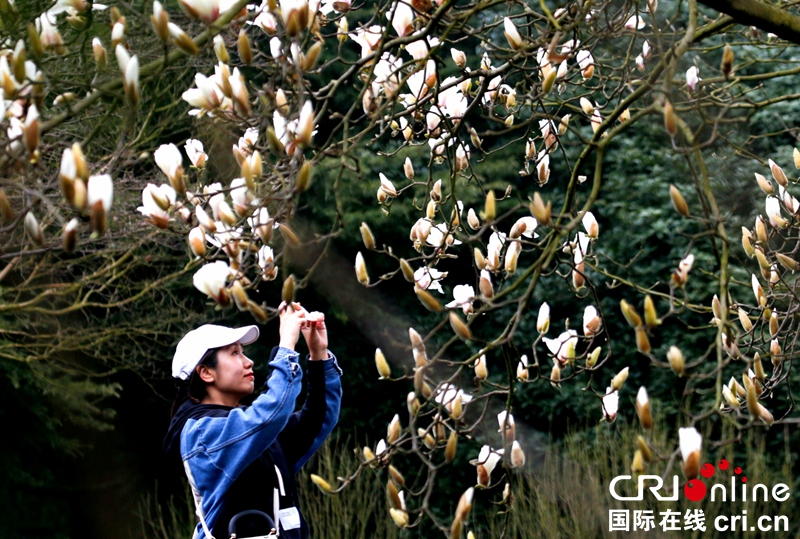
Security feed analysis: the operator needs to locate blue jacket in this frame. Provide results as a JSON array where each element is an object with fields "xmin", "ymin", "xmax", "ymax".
[{"xmin": 164, "ymin": 346, "xmax": 342, "ymax": 539}]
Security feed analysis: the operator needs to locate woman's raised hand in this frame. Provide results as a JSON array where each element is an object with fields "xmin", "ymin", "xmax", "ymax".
[
  {"xmin": 292, "ymin": 304, "xmax": 329, "ymax": 360},
  {"xmin": 278, "ymin": 301, "xmax": 307, "ymax": 351}
]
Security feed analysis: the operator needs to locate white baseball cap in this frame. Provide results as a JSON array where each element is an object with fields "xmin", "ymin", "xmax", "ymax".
[{"xmin": 172, "ymin": 324, "xmax": 260, "ymax": 380}]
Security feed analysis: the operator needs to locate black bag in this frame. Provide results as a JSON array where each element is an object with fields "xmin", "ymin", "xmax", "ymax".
[{"xmin": 228, "ymin": 510, "xmax": 277, "ymax": 539}]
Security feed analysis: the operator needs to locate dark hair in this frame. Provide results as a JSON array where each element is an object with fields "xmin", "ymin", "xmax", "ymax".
[{"xmin": 170, "ymin": 347, "xmax": 221, "ymax": 418}]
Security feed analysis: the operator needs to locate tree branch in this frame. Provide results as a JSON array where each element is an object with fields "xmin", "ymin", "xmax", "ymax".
[{"xmin": 698, "ymin": 0, "xmax": 800, "ymax": 44}]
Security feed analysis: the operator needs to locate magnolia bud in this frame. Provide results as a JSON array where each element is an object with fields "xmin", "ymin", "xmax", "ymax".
[
  {"xmin": 355, "ymin": 252, "xmax": 369, "ymax": 285},
  {"xmin": 530, "ymin": 192, "xmax": 551, "ymax": 224},
  {"xmin": 474, "ymin": 355, "xmax": 487, "ymax": 379},
  {"xmin": 668, "ymin": 346, "xmax": 684, "ymax": 376},
  {"xmin": 741, "ymin": 227, "xmax": 755, "ymax": 258},
  {"xmin": 664, "ymin": 100, "xmax": 677, "ymax": 136},
  {"xmin": 445, "ymin": 431, "xmax": 458, "ymax": 463},
  {"xmin": 450, "ymin": 311, "xmax": 472, "ymax": 340},
  {"xmin": 610, "ymin": 367, "xmax": 629, "ymax": 391},
  {"xmin": 484, "ymin": 190, "xmax": 496, "ymax": 221},
  {"xmin": 404, "ymin": 157, "xmax": 414, "ymax": 180},
  {"xmin": 620, "ymin": 299, "xmax": 643, "ymax": 327},
  {"xmin": 375, "ymin": 348, "xmax": 391, "ymax": 378},
  {"xmin": 360, "ymin": 222, "xmax": 376, "ymax": 250},
  {"xmin": 669, "ymin": 184, "xmax": 689, "ymax": 217},
  {"xmin": 721, "ymin": 43, "xmax": 734, "ymax": 78},
  {"xmin": 310, "ymin": 474, "xmax": 333, "ymax": 493},
  {"xmin": 416, "ymin": 286, "xmax": 443, "ymax": 312},
  {"xmin": 237, "ymin": 29, "xmax": 252, "ymax": 65}
]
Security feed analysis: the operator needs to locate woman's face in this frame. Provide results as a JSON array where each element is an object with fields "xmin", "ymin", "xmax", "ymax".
[{"xmin": 201, "ymin": 341, "xmax": 255, "ymax": 403}]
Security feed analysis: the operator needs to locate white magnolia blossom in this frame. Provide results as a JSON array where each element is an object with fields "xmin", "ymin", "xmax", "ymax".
[
  {"xmin": 624, "ymin": 15, "xmax": 646, "ymax": 29},
  {"xmin": 486, "ymin": 231, "xmax": 507, "ymax": 270},
  {"xmin": 583, "ymin": 305, "xmax": 600, "ymax": 336},
  {"xmin": 433, "ymin": 384, "xmax": 473, "ymax": 413},
  {"xmin": 602, "ymin": 387, "xmax": 619, "ymax": 422},
  {"xmin": 537, "ymin": 302, "xmax": 550, "ymax": 333},
  {"xmin": 405, "ymin": 35, "xmax": 440, "ymax": 60},
  {"xmin": 778, "ymin": 185, "xmax": 799, "ymax": 214},
  {"xmin": 388, "ymin": 1, "xmax": 414, "ymax": 36},
  {"xmin": 543, "ymin": 330, "xmax": 578, "ymax": 364},
  {"xmin": 582, "ymin": 211, "xmax": 599, "ymax": 238},
  {"xmin": 193, "ymin": 260, "xmax": 230, "ymax": 300},
  {"xmin": 576, "ymin": 50, "xmax": 594, "ymax": 71},
  {"xmin": 445, "ymin": 284, "xmax": 475, "ymax": 314},
  {"xmin": 137, "ymin": 183, "xmax": 175, "ymax": 225},
  {"xmin": 476, "ymin": 445, "xmax": 504, "ymax": 478},
  {"xmin": 154, "ymin": 143, "xmax": 183, "ymax": 182},
  {"xmin": 686, "ymin": 66, "xmax": 700, "ymax": 91},
  {"xmin": 230, "ymin": 178, "xmax": 253, "ymax": 214},
  {"xmin": 185, "ymin": 139, "xmax": 207, "ymax": 168},
  {"xmin": 678, "ymin": 427, "xmax": 702, "ymax": 465},
  {"xmin": 426, "ymin": 223, "xmax": 462, "ymax": 248},
  {"xmin": 765, "ymin": 196, "xmax": 782, "ymax": 227},
  {"xmin": 178, "ymin": 0, "xmax": 238, "ymax": 23},
  {"xmin": 87, "ymin": 174, "xmax": 114, "ymax": 212},
  {"xmin": 349, "ymin": 24, "xmax": 383, "ymax": 59},
  {"xmin": 414, "ymin": 266, "xmax": 447, "ymax": 293}
]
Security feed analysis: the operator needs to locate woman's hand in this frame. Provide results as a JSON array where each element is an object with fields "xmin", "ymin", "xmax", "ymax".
[
  {"xmin": 295, "ymin": 304, "xmax": 329, "ymax": 360},
  {"xmin": 278, "ymin": 301, "xmax": 307, "ymax": 351}
]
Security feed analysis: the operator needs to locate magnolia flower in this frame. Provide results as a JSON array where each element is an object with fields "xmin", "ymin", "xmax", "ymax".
[
  {"xmin": 280, "ymin": 0, "xmax": 310, "ymax": 35},
  {"xmin": 257, "ymin": 246, "xmax": 278, "ymax": 279},
  {"xmin": 643, "ymin": 41, "xmax": 652, "ymax": 58},
  {"xmin": 433, "ymin": 384, "xmax": 472, "ymax": 413},
  {"xmin": 349, "ymin": 24, "xmax": 383, "ymax": 59},
  {"xmin": 536, "ymin": 302, "xmax": 550, "ymax": 333},
  {"xmin": 154, "ymin": 143, "xmax": 184, "ymax": 183},
  {"xmin": 451, "ymin": 48, "xmax": 466, "ymax": 68},
  {"xmin": 137, "ymin": 183, "xmax": 175, "ymax": 228},
  {"xmin": 624, "ymin": 15, "xmax": 645, "ymax": 29},
  {"xmin": 514, "ymin": 216, "xmax": 538, "ymax": 239},
  {"xmin": 185, "ymin": 139, "xmax": 207, "ymax": 168},
  {"xmin": 445, "ymin": 284, "xmax": 475, "ymax": 314},
  {"xmin": 516, "ymin": 354, "xmax": 528, "ymax": 381},
  {"xmin": 636, "ymin": 54, "xmax": 645, "ymax": 70},
  {"xmin": 389, "ymin": 1, "xmax": 414, "ymax": 37},
  {"xmin": 686, "ymin": 66, "xmax": 700, "ymax": 91},
  {"xmin": 583, "ymin": 305, "xmax": 601, "ymax": 336},
  {"xmin": 510, "ymin": 440, "xmax": 525, "ymax": 468},
  {"xmin": 426, "ymin": 223, "xmax": 462, "ymax": 247},
  {"xmin": 602, "ymin": 387, "xmax": 619, "ymax": 422},
  {"xmin": 485, "ymin": 231, "xmax": 507, "ymax": 270},
  {"xmin": 379, "ymin": 173, "xmax": 397, "ymax": 198},
  {"xmin": 765, "ymin": 196, "xmax": 784, "ymax": 227},
  {"xmin": 576, "ymin": 50, "xmax": 593, "ymax": 71},
  {"xmin": 543, "ymin": 330, "xmax": 578, "ymax": 365},
  {"xmin": 178, "ymin": 0, "xmax": 237, "ymax": 23},
  {"xmin": 582, "ymin": 211, "xmax": 598, "ymax": 238},
  {"xmin": 414, "ymin": 266, "xmax": 447, "ymax": 293},
  {"xmin": 475, "ymin": 445, "xmax": 504, "ymax": 487},
  {"xmin": 497, "ymin": 410, "xmax": 515, "ymax": 443},
  {"xmin": 536, "ymin": 151, "xmax": 550, "ymax": 186},
  {"xmin": 193, "ymin": 260, "xmax": 230, "ymax": 303},
  {"xmin": 87, "ymin": 174, "xmax": 114, "ymax": 234},
  {"xmin": 230, "ymin": 178, "xmax": 253, "ymax": 216},
  {"xmin": 503, "ymin": 17, "xmax": 523, "ymax": 49},
  {"xmin": 38, "ymin": 13, "xmax": 64, "ymax": 51},
  {"xmin": 678, "ymin": 427, "xmax": 702, "ymax": 479}
]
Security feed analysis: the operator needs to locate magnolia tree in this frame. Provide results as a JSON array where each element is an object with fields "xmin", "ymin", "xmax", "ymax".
[{"xmin": 3, "ymin": 0, "xmax": 800, "ymax": 534}]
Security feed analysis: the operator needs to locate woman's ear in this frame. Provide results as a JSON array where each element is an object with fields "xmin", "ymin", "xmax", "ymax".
[{"xmin": 197, "ymin": 364, "xmax": 215, "ymax": 384}]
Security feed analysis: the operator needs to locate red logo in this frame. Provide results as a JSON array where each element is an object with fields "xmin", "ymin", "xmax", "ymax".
[{"xmin": 683, "ymin": 460, "xmax": 746, "ymax": 502}]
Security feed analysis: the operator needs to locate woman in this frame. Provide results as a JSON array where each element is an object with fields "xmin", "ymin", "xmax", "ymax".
[{"xmin": 164, "ymin": 303, "xmax": 342, "ymax": 539}]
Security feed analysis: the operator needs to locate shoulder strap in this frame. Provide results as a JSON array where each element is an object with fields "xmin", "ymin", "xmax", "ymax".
[{"xmin": 184, "ymin": 460, "xmax": 216, "ymax": 539}]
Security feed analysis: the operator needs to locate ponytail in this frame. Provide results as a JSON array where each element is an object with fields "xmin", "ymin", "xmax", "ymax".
[{"xmin": 170, "ymin": 347, "xmax": 221, "ymax": 418}]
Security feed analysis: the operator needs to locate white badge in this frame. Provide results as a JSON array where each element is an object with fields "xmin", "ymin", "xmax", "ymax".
[{"xmin": 279, "ymin": 507, "xmax": 301, "ymax": 530}]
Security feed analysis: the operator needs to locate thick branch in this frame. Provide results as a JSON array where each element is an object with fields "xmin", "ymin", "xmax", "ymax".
[{"xmin": 698, "ymin": 0, "xmax": 800, "ymax": 44}]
